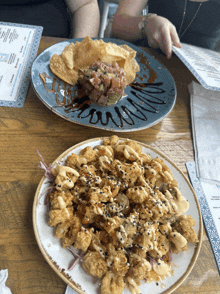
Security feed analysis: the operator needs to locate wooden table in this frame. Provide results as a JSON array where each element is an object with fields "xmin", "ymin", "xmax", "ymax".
[{"xmin": 0, "ymin": 36, "xmax": 219, "ymax": 294}]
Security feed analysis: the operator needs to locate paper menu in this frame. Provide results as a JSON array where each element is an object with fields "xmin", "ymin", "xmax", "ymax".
[
  {"xmin": 186, "ymin": 162, "xmax": 220, "ymax": 273},
  {"xmin": 172, "ymin": 43, "xmax": 220, "ymax": 91},
  {"xmin": 0, "ymin": 22, "xmax": 43, "ymax": 107}
]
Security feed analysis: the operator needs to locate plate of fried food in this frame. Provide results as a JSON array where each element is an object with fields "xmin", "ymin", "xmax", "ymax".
[
  {"xmin": 31, "ymin": 37, "xmax": 176, "ymax": 132},
  {"xmin": 33, "ymin": 136, "xmax": 202, "ymax": 294}
]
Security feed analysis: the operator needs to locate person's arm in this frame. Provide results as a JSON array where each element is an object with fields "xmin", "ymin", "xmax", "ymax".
[
  {"xmin": 111, "ymin": 0, "xmax": 148, "ymax": 40},
  {"xmin": 111, "ymin": 0, "xmax": 181, "ymax": 59},
  {"xmin": 65, "ymin": 0, "xmax": 100, "ymax": 38}
]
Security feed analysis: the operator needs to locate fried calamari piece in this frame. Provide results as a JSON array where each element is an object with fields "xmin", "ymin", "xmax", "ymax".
[
  {"xmin": 78, "ymin": 164, "xmax": 102, "ymax": 187},
  {"xmin": 49, "ymin": 190, "xmax": 74, "ymax": 209},
  {"xmin": 159, "ymin": 223, "xmax": 172, "ymax": 236},
  {"xmin": 74, "ymin": 227, "xmax": 93, "ymax": 251},
  {"xmin": 114, "ymin": 144, "xmax": 140, "ymax": 161},
  {"xmin": 55, "ymin": 215, "xmax": 80, "ymax": 239},
  {"xmin": 101, "ymin": 271, "xmax": 126, "ymax": 294},
  {"xmin": 48, "ymin": 207, "xmax": 73, "ymax": 227},
  {"xmin": 115, "ymin": 211, "xmax": 138, "ymax": 248},
  {"xmin": 89, "ymin": 186, "xmax": 113, "ymax": 204},
  {"xmin": 169, "ymin": 231, "xmax": 188, "ymax": 254},
  {"xmin": 129, "ymin": 253, "xmax": 151, "ymax": 281},
  {"xmin": 103, "ymin": 135, "xmax": 119, "ymax": 147},
  {"xmin": 82, "ymin": 251, "xmax": 108, "ymax": 278},
  {"xmin": 66, "ymin": 153, "xmax": 87, "ymax": 169},
  {"xmin": 88, "ymin": 231, "xmax": 107, "ymax": 258},
  {"xmin": 104, "ymin": 216, "xmax": 124, "ymax": 235},
  {"xmin": 126, "ymin": 186, "xmax": 149, "ymax": 204},
  {"xmin": 148, "ymin": 231, "xmax": 170, "ymax": 259},
  {"xmin": 172, "ymin": 215, "xmax": 198, "ymax": 243},
  {"xmin": 59, "ymin": 215, "xmax": 82, "ymax": 248},
  {"xmin": 81, "ymin": 204, "xmax": 97, "ymax": 224},
  {"xmin": 162, "ymin": 187, "xmax": 189, "ymax": 216},
  {"xmin": 99, "ymin": 156, "xmax": 113, "ymax": 172},
  {"xmin": 70, "ymin": 184, "xmax": 89, "ymax": 204},
  {"xmin": 135, "ymin": 222, "xmax": 158, "ymax": 253},
  {"xmin": 106, "ymin": 245, "xmax": 129, "ymax": 276},
  {"xmin": 51, "ymin": 166, "xmax": 79, "ymax": 191},
  {"xmin": 101, "ymin": 176, "xmax": 121, "ymax": 198},
  {"xmin": 79, "ymin": 146, "xmax": 98, "ymax": 163},
  {"xmin": 96, "ymin": 145, "xmax": 114, "ymax": 159},
  {"xmin": 126, "ymin": 277, "xmax": 142, "ymax": 294},
  {"xmin": 152, "ymin": 259, "xmax": 172, "ymax": 278}
]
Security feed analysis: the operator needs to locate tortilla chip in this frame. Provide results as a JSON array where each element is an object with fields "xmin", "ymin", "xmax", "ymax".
[
  {"xmin": 123, "ymin": 58, "xmax": 140, "ymax": 85},
  {"xmin": 60, "ymin": 43, "xmax": 76, "ymax": 69},
  {"xmin": 102, "ymin": 42, "xmax": 129, "ymax": 61},
  {"xmin": 73, "ymin": 36, "xmax": 102, "ymax": 70},
  {"xmin": 120, "ymin": 44, "xmax": 136, "ymax": 59},
  {"xmin": 49, "ymin": 54, "xmax": 78, "ymax": 85},
  {"xmin": 49, "ymin": 36, "xmax": 140, "ymax": 86}
]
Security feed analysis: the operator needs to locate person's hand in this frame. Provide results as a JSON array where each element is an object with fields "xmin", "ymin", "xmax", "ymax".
[{"xmin": 145, "ymin": 14, "xmax": 182, "ymax": 59}]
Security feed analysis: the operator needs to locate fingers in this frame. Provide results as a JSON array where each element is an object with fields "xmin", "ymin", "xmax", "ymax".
[
  {"xmin": 159, "ymin": 29, "xmax": 173, "ymax": 59},
  {"xmin": 170, "ymin": 27, "xmax": 182, "ymax": 49},
  {"xmin": 145, "ymin": 15, "xmax": 181, "ymax": 59}
]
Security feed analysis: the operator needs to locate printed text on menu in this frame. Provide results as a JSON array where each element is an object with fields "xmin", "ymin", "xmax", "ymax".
[
  {"xmin": 0, "ymin": 24, "xmax": 35, "ymax": 101},
  {"xmin": 173, "ymin": 43, "xmax": 220, "ymax": 89}
]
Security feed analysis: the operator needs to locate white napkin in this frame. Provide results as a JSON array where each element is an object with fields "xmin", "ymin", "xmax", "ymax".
[
  {"xmin": 65, "ymin": 285, "xmax": 78, "ymax": 294},
  {"xmin": 0, "ymin": 270, "xmax": 13, "ymax": 294},
  {"xmin": 188, "ymin": 81, "xmax": 220, "ymax": 184}
]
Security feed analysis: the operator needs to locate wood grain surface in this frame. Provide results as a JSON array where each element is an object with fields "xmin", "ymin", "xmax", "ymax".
[{"xmin": 0, "ymin": 36, "xmax": 219, "ymax": 294}]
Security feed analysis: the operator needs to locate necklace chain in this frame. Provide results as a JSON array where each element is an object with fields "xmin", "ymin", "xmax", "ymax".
[{"xmin": 178, "ymin": 0, "xmax": 202, "ymax": 39}]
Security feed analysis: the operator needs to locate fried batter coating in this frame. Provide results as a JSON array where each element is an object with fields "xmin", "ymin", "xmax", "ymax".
[
  {"xmin": 48, "ymin": 207, "xmax": 73, "ymax": 227},
  {"xmin": 99, "ymin": 156, "xmax": 113, "ymax": 172},
  {"xmin": 49, "ymin": 190, "xmax": 74, "ymax": 209},
  {"xmin": 82, "ymin": 251, "xmax": 107, "ymax": 278},
  {"xmin": 89, "ymin": 186, "xmax": 113, "ymax": 204},
  {"xmin": 97, "ymin": 145, "xmax": 114, "ymax": 159},
  {"xmin": 126, "ymin": 277, "xmax": 142, "ymax": 294},
  {"xmin": 74, "ymin": 227, "xmax": 93, "ymax": 251},
  {"xmin": 101, "ymin": 175, "xmax": 121, "ymax": 197},
  {"xmin": 47, "ymin": 136, "xmax": 199, "ymax": 294},
  {"xmin": 79, "ymin": 164, "xmax": 102, "ymax": 187},
  {"xmin": 89, "ymin": 231, "xmax": 107, "ymax": 258},
  {"xmin": 114, "ymin": 144, "xmax": 140, "ymax": 161},
  {"xmin": 152, "ymin": 259, "xmax": 171, "ymax": 277},
  {"xmin": 126, "ymin": 186, "xmax": 149, "ymax": 204},
  {"xmin": 172, "ymin": 215, "xmax": 198, "ymax": 243},
  {"xmin": 148, "ymin": 231, "xmax": 170, "ymax": 259},
  {"xmin": 169, "ymin": 231, "xmax": 188, "ymax": 254},
  {"xmin": 79, "ymin": 146, "xmax": 98, "ymax": 162},
  {"xmin": 109, "ymin": 161, "xmax": 142, "ymax": 188},
  {"xmin": 67, "ymin": 153, "xmax": 87, "ymax": 168},
  {"xmin": 101, "ymin": 271, "xmax": 126, "ymax": 294},
  {"xmin": 104, "ymin": 216, "xmax": 124, "ymax": 234},
  {"xmin": 51, "ymin": 166, "xmax": 79, "ymax": 191},
  {"xmin": 129, "ymin": 253, "xmax": 151, "ymax": 280},
  {"xmin": 106, "ymin": 245, "xmax": 129, "ymax": 276},
  {"xmin": 103, "ymin": 135, "xmax": 119, "ymax": 146},
  {"xmin": 60, "ymin": 215, "xmax": 81, "ymax": 248},
  {"xmin": 116, "ymin": 211, "xmax": 138, "ymax": 248}
]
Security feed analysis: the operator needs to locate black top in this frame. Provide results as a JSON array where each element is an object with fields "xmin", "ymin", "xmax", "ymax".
[
  {"xmin": 0, "ymin": 0, "xmax": 71, "ymax": 37},
  {"xmin": 148, "ymin": 0, "xmax": 220, "ymax": 50},
  {"xmin": 0, "ymin": 0, "xmax": 49, "ymax": 5}
]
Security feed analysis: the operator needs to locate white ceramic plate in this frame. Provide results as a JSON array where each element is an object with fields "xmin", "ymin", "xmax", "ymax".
[{"xmin": 33, "ymin": 137, "xmax": 203, "ymax": 294}]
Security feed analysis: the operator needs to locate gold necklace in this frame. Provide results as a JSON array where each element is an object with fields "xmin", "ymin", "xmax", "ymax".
[{"xmin": 178, "ymin": 0, "xmax": 202, "ymax": 39}]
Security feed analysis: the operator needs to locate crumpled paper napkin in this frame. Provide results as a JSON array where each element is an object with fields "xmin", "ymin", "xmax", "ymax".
[
  {"xmin": 188, "ymin": 81, "xmax": 220, "ymax": 184},
  {"xmin": 0, "ymin": 269, "xmax": 13, "ymax": 294}
]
